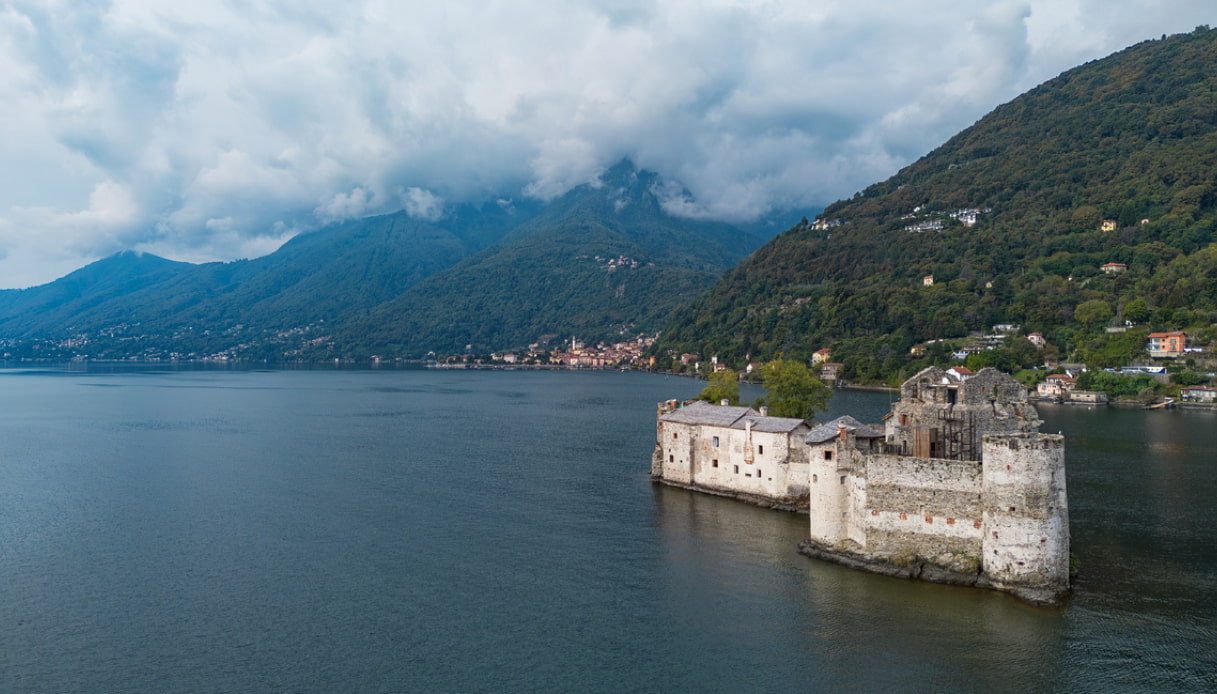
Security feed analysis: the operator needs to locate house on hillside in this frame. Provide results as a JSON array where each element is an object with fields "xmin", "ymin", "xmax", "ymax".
[
  {"xmin": 1147, "ymin": 331, "xmax": 1187, "ymax": 358},
  {"xmin": 820, "ymin": 362, "xmax": 844, "ymax": 384},
  {"xmin": 946, "ymin": 366, "xmax": 974, "ymax": 381},
  {"xmin": 1037, "ymin": 374, "xmax": 1077, "ymax": 400},
  {"xmin": 1101, "ymin": 262, "xmax": 1127, "ymax": 274}
]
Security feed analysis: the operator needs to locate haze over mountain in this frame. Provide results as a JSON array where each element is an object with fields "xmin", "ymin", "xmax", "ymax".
[
  {"xmin": 335, "ymin": 164, "xmax": 770, "ymax": 355},
  {"xmin": 0, "ymin": 162, "xmax": 801, "ymax": 359},
  {"xmin": 656, "ymin": 27, "xmax": 1217, "ymax": 381},
  {"xmin": 2, "ymin": 2, "xmax": 1214, "ymax": 289}
]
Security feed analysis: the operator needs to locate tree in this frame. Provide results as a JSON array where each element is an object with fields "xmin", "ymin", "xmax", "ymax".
[
  {"xmin": 698, "ymin": 369, "xmax": 740, "ymax": 405},
  {"xmin": 1074, "ymin": 299, "xmax": 1113, "ymax": 328},
  {"xmin": 1071, "ymin": 205, "xmax": 1103, "ymax": 229},
  {"xmin": 1123, "ymin": 297, "xmax": 1150, "ymax": 324},
  {"xmin": 755, "ymin": 357, "xmax": 832, "ymax": 420}
]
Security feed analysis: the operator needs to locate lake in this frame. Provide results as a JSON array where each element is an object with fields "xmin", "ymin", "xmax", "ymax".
[{"xmin": 0, "ymin": 367, "xmax": 1214, "ymax": 692}]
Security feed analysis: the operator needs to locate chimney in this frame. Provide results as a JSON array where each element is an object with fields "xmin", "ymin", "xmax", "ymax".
[
  {"xmin": 721, "ymin": 399, "xmax": 730, "ymax": 407},
  {"xmin": 759, "ymin": 406, "xmax": 768, "ymax": 417}
]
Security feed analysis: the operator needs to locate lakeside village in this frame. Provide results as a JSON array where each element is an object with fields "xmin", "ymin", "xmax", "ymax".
[
  {"xmin": 34, "ymin": 314, "xmax": 1213, "ymax": 409},
  {"xmin": 427, "ymin": 324, "xmax": 1217, "ymax": 409}
]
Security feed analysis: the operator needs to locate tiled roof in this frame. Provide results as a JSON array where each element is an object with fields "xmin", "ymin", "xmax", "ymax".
[
  {"xmin": 660, "ymin": 400, "xmax": 756, "ymax": 426},
  {"xmin": 805, "ymin": 415, "xmax": 885, "ymax": 444},
  {"xmin": 734, "ymin": 414, "xmax": 808, "ymax": 433}
]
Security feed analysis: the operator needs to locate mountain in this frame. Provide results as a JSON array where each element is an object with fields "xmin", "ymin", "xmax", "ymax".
[
  {"xmin": 335, "ymin": 163, "xmax": 767, "ymax": 355},
  {"xmin": 0, "ymin": 161, "xmax": 786, "ymax": 360},
  {"xmin": 0, "ymin": 251, "xmax": 194, "ymax": 334},
  {"xmin": 655, "ymin": 27, "xmax": 1217, "ymax": 380},
  {"xmin": 0, "ymin": 200, "xmax": 539, "ymax": 356}
]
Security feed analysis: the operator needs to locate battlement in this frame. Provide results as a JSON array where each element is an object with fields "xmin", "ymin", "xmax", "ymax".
[{"xmin": 653, "ymin": 368, "xmax": 1071, "ymax": 605}]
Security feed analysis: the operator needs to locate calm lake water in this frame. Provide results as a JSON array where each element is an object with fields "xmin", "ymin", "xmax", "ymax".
[{"xmin": 0, "ymin": 367, "xmax": 1214, "ymax": 693}]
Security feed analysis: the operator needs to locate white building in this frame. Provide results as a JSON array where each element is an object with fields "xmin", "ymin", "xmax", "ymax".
[
  {"xmin": 652, "ymin": 367, "xmax": 1071, "ymax": 605},
  {"xmin": 652, "ymin": 400, "xmax": 812, "ymax": 509}
]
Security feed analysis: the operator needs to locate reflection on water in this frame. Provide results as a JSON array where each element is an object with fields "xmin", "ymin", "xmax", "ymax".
[
  {"xmin": 0, "ymin": 368, "xmax": 1213, "ymax": 693},
  {"xmin": 653, "ymin": 484, "xmax": 1069, "ymax": 692}
]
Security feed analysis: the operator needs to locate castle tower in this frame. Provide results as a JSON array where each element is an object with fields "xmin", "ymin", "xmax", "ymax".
[
  {"xmin": 805, "ymin": 417, "xmax": 880, "ymax": 548},
  {"xmin": 652, "ymin": 400, "xmax": 682, "ymax": 478},
  {"xmin": 806, "ymin": 434, "xmax": 849, "ymax": 546},
  {"xmin": 981, "ymin": 433, "xmax": 1070, "ymax": 602}
]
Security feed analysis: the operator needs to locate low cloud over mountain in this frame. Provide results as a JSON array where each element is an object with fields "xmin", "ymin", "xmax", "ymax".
[{"xmin": 0, "ymin": 0, "xmax": 1212, "ymax": 287}]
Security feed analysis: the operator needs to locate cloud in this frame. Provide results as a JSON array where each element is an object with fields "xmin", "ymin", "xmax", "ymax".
[
  {"xmin": 399, "ymin": 187, "xmax": 445, "ymax": 222},
  {"xmin": 0, "ymin": 0, "xmax": 1214, "ymax": 286}
]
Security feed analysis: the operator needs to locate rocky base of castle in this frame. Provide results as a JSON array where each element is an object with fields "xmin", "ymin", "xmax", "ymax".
[
  {"xmin": 797, "ymin": 539, "xmax": 1069, "ymax": 607},
  {"xmin": 651, "ymin": 476, "xmax": 809, "ymax": 513}
]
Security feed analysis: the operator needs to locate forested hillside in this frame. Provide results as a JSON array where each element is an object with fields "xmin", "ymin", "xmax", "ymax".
[
  {"xmin": 657, "ymin": 26, "xmax": 1217, "ymax": 381},
  {"xmin": 0, "ymin": 162, "xmax": 782, "ymax": 360},
  {"xmin": 330, "ymin": 164, "xmax": 765, "ymax": 356},
  {"xmin": 0, "ymin": 201, "xmax": 539, "ymax": 357}
]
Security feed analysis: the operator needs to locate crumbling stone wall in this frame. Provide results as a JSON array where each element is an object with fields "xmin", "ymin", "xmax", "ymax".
[
  {"xmin": 847, "ymin": 453, "xmax": 985, "ymax": 569},
  {"xmin": 887, "ymin": 367, "xmax": 1041, "ymax": 461},
  {"xmin": 981, "ymin": 433, "xmax": 1070, "ymax": 599}
]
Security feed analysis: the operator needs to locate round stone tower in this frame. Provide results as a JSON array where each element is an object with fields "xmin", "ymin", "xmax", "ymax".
[{"xmin": 981, "ymin": 432, "xmax": 1070, "ymax": 603}]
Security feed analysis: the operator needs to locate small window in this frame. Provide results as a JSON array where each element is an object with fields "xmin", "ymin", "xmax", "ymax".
[
  {"xmin": 713, "ymin": 436, "xmax": 720, "ymax": 447},
  {"xmin": 712, "ymin": 459, "xmax": 718, "ymax": 468},
  {"xmin": 899, "ymin": 414, "xmax": 909, "ymax": 426},
  {"xmin": 824, "ymin": 450, "xmax": 833, "ymax": 461},
  {"xmin": 812, "ymin": 474, "xmax": 818, "ymax": 483},
  {"xmin": 839, "ymin": 476, "xmax": 845, "ymax": 485},
  {"xmin": 669, "ymin": 455, "xmax": 674, "ymax": 463},
  {"xmin": 673, "ymin": 433, "xmax": 677, "ymax": 439},
  {"xmin": 758, "ymin": 445, "xmax": 764, "ymax": 455},
  {"xmin": 734, "ymin": 465, "xmax": 739, "ymax": 474},
  {"xmin": 756, "ymin": 468, "xmax": 761, "ymax": 477}
]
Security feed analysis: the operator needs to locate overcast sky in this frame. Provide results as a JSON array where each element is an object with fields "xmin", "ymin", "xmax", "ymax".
[{"xmin": 0, "ymin": 1, "xmax": 1213, "ymax": 288}]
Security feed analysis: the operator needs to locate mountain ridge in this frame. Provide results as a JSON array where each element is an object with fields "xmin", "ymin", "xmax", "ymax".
[
  {"xmin": 0, "ymin": 161, "xmax": 801, "ymax": 360},
  {"xmin": 655, "ymin": 27, "xmax": 1217, "ymax": 379}
]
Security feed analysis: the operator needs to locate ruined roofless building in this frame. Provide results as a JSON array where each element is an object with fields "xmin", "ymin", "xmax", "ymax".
[{"xmin": 652, "ymin": 367, "xmax": 1070, "ymax": 605}]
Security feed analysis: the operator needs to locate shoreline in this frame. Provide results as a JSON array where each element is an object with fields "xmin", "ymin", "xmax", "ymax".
[{"xmin": 796, "ymin": 540, "xmax": 1068, "ymax": 607}]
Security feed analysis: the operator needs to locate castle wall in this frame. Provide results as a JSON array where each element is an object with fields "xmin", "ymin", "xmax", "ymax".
[
  {"xmin": 887, "ymin": 367, "xmax": 1041, "ymax": 460},
  {"xmin": 654, "ymin": 408, "xmax": 810, "ymax": 507},
  {"xmin": 653, "ymin": 420, "xmax": 699, "ymax": 485},
  {"xmin": 851, "ymin": 454, "xmax": 984, "ymax": 562},
  {"xmin": 981, "ymin": 433, "xmax": 1070, "ymax": 598},
  {"xmin": 807, "ymin": 440, "xmax": 851, "ymax": 545},
  {"xmin": 655, "ymin": 368, "xmax": 1071, "ymax": 605}
]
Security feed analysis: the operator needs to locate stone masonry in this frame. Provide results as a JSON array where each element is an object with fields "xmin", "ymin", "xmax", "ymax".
[{"xmin": 653, "ymin": 367, "xmax": 1071, "ymax": 605}]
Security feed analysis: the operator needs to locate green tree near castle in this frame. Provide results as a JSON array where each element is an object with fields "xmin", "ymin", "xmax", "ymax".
[
  {"xmin": 697, "ymin": 369, "xmax": 741, "ymax": 405},
  {"xmin": 755, "ymin": 357, "xmax": 832, "ymax": 420},
  {"xmin": 697, "ymin": 358, "xmax": 832, "ymax": 419}
]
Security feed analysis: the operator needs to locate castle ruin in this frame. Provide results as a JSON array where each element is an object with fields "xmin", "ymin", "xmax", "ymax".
[{"xmin": 652, "ymin": 366, "xmax": 1070, "ymax": 605}]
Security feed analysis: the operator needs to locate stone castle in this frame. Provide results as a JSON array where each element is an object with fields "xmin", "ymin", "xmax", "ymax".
[{"xmin": 652, "ymin": 366, "xmax": 1070, "ymax": 605}]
